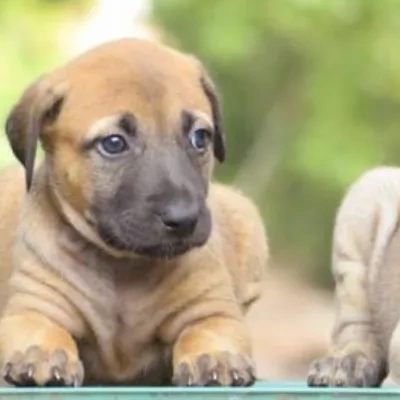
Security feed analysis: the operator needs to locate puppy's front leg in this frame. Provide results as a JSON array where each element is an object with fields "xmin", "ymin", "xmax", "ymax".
[
  {"xmin": 307, "ymin": 169, "xmax": 399, "ymax": 387},
  {"xmin": 0, "ymin": 242, "xmax": 86, "ymax": 387},
  {"xmin": 307, "ymin": 252, "xmax": 386, "ymax": 388},
  {"xmin": 0, "ymin": 311, "xmax": 83, "ymax": 386},
  {"xmin": 171, "ymin": 315, "xmax": 254, "ymax": 386}
]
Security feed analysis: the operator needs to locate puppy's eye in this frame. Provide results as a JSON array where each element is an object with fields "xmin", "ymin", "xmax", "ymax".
[
  {"xmin": 189, "ymin": 129, "xmax": 210, "ymax": 152},
  {"xmin": 98, "ymin": 134, "xmax": 129, "ymax": 156}
]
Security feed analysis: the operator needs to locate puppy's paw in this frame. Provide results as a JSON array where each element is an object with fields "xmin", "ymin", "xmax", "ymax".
[
  {"xmin": 307, "ymin": 351, "xmax": 385, "ymax": 388},
  {"xmin": 172, "ymin": 351, "xmax": 255, "ymax": 387},
  {"xmin": 2, "ymin": 346, "xmax": 84, "ymax": 387}
]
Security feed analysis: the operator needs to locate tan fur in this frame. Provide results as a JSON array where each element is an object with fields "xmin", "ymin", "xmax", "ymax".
[
  {"xmin": 308, "ymin": 166, "xmax": 400, "ymax": 387},
  {"xmin": 0, "ymin": 39, "xmax": 268, "ymax": 386}
]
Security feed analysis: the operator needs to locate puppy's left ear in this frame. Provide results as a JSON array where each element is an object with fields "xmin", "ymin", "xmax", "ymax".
[
  {"xmin": 5, "ymin": 75, "xmax": 68, "ymax": 191},
  {"xmin": 191, "ymin": 58, "xmax": 225, "ymax": 163}
]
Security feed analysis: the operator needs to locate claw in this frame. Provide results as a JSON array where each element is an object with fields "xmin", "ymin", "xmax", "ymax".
[
  {"xmin": 2, "ymin": 363, "xmax": 12, "ymax": 380},
  {"xmin": 245, "ymin": 373, "xmax": 256, "ymax": 387},
  {"xmin": 320, "ymin": 376, "xmax": 328, "ymax": 386},
  {"xmin": 205, "ymin": 370, "xmax": 220, "ymax": 386},
  {"xmin": 52, "ymin": 367, "xmax": 61, "ymax": 382},
  {"xmin": 335, "ymin": 378, "xmax": 344, "ymax": 386},
  {"xmin": 187, "ymin": 374, "xmax": 194, "ymax": 387},
  {"xmin": 20, "ymin": 364, "xmax": 36, "ymax": 386},
  {"xmin": 307, "ymin": 374, "xmax": 316, "ymax": 386},
  {"xmin": 2, "ymin": 363, "xmax": 18, "ymax": 386},
  {"xmin": 45, "ymin": 367, "xmax": 67, "ymax": 387},
  {"xmin": 208, "ymin": 370, "xmax": 219, "ymax": 385},
  {"xmin": 72, "ymin": 375, "xmax": 80, "ymax": 387},
  {"xmin": 26, "ymin": 364, "xmax": 34, "ymax": 380},
  {"xmin": 231, "ymin": 370, "xmax": 245, "ymax": 386}
]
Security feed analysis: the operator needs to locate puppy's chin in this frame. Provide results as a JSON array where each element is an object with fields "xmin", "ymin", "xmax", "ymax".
[
  {"xmin": 95, "ymin": 212, "xmax": 212, "ymax": 259},
  {"xmin": 101, "ymin": 237, "xmax": 209, "ymax": 259}
]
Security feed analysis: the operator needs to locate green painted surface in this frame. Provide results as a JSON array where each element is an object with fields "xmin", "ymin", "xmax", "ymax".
[{"xmin": 0, "ymin": 381, "xmax": 398, "ymax": 399}]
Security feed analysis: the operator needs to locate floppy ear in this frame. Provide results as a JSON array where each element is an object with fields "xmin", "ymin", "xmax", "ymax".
[
  {"xmin": 191, "ymin": 59, "xmax": 225, "ymax": 163},
  {"xmin": 5, "ymin": 76, "xmax": 67, "ymax": 191}
]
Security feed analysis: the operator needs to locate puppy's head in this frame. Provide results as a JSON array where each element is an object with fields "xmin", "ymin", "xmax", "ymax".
[{"xmin": 5, "ymin": 39, "xmax": 225, "ymax": 258}]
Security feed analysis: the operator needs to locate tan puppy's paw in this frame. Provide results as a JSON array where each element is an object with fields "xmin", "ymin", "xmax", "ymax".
[
  {"xmin": 307, "ymin": 351, "xmax": 385, "ymax": 388},
  {"xmin": 2, "ymin": 346, "xmax": 83, "ymax": 387},
  {"xmin": 170, "ymin": 315, "xmax": 255, "ymax": 387},
  {"xmin": 172, "ymin": 351, "xmax": 255, "ymax": 387},
  {"xmin": 0, "ymin": 312, "xmax": 84, "ymax": 387}
]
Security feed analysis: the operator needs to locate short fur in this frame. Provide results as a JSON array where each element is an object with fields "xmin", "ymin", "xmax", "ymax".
[
  {"xmin": 0, "ymin": 39, "xmax": 268, "ymax": 386},
  {"xmin": 307, "ymin": 166, "xmax": 400, "ymax": 387}
]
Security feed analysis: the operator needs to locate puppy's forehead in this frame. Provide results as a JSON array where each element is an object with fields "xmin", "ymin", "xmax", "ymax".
[{"xmin": 58, "ymin": 39, "xmax": 212, "ymax": 136}]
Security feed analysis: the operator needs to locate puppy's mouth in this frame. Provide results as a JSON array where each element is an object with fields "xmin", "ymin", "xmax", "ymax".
[
  {"xmin": 134, "ymin": 240, "xmax": 203, "ymax": 258},
  {"xmin": 93, "ymin": 209, "xmax": 212, "ymax": 259},
  {"xmin": 97, "ymin": 231, "xmax": 208, "ymax": 258}
]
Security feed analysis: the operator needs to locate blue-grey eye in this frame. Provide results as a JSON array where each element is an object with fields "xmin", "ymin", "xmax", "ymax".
[
  {"xmin": 189, "ymin": 129, "xmax": 210, "ymax": 151},
  {"xmin": 99, "ymin": 134, "xmax": 128, "ymax": 155}
]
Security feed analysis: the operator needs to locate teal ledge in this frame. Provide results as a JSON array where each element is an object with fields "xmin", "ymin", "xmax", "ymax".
[{"xmin": 0, "ymin": 381, "xmax": 398, "ymax": 399}]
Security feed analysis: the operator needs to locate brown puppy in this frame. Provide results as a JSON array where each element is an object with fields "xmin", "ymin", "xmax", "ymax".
[{"xmin": 0, "ymin": 39, "xmax": 268, "ymax": 387}]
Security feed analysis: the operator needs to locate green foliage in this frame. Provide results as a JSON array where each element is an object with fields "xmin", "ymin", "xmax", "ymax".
[
  {"xmin": 0, "ymin": 0, "xmax": 91, "ymax": 166},
  {"xmin": 152, "ymin": 0, "xmax": 400, "ymax": 286}
]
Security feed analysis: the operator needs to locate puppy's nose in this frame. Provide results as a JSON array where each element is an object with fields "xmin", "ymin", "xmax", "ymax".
[{"xmin": 159, "ymin": 203, "xmax": 199, "ymax": 237}]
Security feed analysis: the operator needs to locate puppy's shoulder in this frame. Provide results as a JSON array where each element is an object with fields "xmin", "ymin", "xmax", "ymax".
[
  {"xmin": 207, "ymin": 182, "xmax": 268, "ymax": 265},
  {"xmin": 208, "ymin": 183, "xmax": 263, "ymax": 224},
  {"xmin": 0, "ymin": 164, "xmax": 25, "ymax": 244},
  {"xmin": 0, "ymin": 165, "xmax": 25, "ymax": 201},
  {"xmin": 333, "ymin": 166, "xmax": 400, "ymax": 265},
  {"xmin": 336, "ymin": 166, "xmax": 400, "ymax": 226},
  {"xmin": 207, "ymin": 182, "xmax": 268, "ymax": 308},
  {"xmin": 345, "ymin": 166, "xmax": 400, "ymax": 199}
]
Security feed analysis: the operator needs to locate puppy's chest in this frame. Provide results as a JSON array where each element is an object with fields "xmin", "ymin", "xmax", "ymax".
[
  {"xmin": 59, "ymin": 233, "xmax": 167, "ymax": 328},
  {"xmin": 56, "ymin": 235, "xmax": 178, "ymax": 382},
  {"xmin": 79, "ymin": 265, "xmax": 171, "ymax": 383},
  {"xmin": 109, "ymin": 279, "xmax": 163, "ymax": 339}
]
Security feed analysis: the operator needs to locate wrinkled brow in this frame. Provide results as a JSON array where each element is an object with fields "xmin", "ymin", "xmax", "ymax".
[
  {"xmin": 181, "ymin": 109, "xmax": 195, "ymax": 134},
  {"xmin": 118, "ymin": 112, "xmax": 137, "ymax": 136}
]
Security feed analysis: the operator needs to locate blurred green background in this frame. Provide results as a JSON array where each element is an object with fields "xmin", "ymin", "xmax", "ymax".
[{"xmin": 1, "ymin": 0, "xmax": 399, "ymax": 288}]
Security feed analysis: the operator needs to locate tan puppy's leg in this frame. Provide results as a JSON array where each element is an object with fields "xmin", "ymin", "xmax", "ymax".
[
  {"xmin": 0, "ymin": 245, "xmax": 85, "ymax": 387},
  {"xmin": 308, "ymin": 167, "xmax": 400, "ymax": 387},
  {"xmin": 0, "ymin": 312, "xmax": 83, "ymax": 386},
  {"xmin": 172, "ymin": 316, "xmax": 254, "ymax": 386},
  {"xmin": 159, "ymin": 249, "xmax": 256, "ymax": 387}
]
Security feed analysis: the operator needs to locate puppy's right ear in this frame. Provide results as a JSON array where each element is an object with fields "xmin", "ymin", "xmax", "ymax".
[
  {"xmin": 188, "ymin": 56, "xmax": 226, "ymax": 163},
  {"xmin": 5, "ymin": 76, "xmax": 67, "ymax": 191}
]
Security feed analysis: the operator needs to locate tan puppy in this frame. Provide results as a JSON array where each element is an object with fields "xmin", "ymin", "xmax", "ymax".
[
  {"xmin": 307, "ymin": 166, "xmax": 400, "ymax": 387},
  {"xmin": 0, "ymin": 39, "xmax": 268, "ymax": 387}
]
